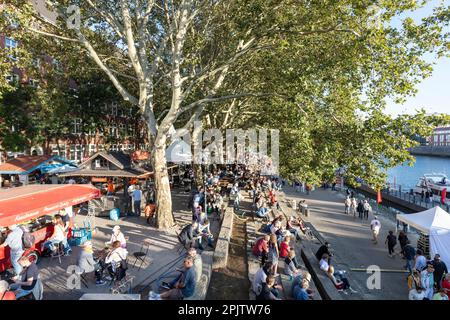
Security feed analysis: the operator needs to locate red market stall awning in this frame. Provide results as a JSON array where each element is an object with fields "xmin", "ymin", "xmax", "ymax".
[{"xmin": 0, "ymin": 184, "xmax": 100, "ymax": 227}]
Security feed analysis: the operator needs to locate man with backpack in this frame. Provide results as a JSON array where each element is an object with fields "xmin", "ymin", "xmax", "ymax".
[{"xmin": 0, "ymin": 225, "xmax": 24, "ymax": 276}]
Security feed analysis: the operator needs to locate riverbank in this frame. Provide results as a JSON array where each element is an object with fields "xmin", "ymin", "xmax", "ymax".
[
  {"xmin": 282, "ymin": 186, "xmax": 418, "ymax": 300},
  {"xmin": 409, "ymin": 145, "xmax": 450, "ymax": 158}
]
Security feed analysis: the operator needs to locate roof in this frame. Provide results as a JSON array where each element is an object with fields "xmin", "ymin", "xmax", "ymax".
[
  {"xmin": 58, "ymin": 168, "xmax": 151, "ymax": 178},
  {"xmin": 64, "ymin": 151, "xmax": 152, "ymax": 178},
  {"xmin": 0, "ymin": 155, "xmax": 76, "ymax": 175},
  {"xmin": 0, "ymin": 184, "xmax": 100, "ymax": 226},
  {"xmin": 397, "ymin": 206, "xmax": 450, "ymax": 234},
  {"xmin": 80, "ymin": 151, "xmax": 132, "ymax": 170}
]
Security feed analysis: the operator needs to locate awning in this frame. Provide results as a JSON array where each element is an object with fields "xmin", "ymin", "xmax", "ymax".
[
  {"xmin": 0, "ymin": 155, "xmax": 77, "ymax": 175},
  {"xmin": 0, "ymin": 184, "xmax": 100, "ymax": 226}
]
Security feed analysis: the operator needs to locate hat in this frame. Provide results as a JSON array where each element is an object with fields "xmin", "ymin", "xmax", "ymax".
[{"xmin": 113, "ymin": 226, "xmax": 120, "ymax": 231}]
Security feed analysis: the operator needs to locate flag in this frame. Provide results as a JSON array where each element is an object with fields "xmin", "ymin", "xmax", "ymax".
[
  {"xmin": 377, "ymin": 189, "xmax": 382, "ymax": 204},
  {"xmin": 441, "ymin": 188, "xmax": 447, "ymax": 204}
]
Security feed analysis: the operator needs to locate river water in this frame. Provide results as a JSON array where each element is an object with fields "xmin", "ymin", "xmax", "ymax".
[{"xmin": 387, "ymin": 155, "xmax": 450, "ymax": 190}]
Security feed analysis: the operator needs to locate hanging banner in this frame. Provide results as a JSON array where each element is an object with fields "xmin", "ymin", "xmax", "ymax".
[
  {"xmin": 377, "ymin": 189, "xmax": 382, "ymax": 204},
  {"xmin": 441, "ymin": 188, "xmax": 447, "ymax": 204}
]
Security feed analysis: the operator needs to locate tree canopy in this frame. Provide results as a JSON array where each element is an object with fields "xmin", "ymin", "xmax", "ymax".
[{"xmin": 2, "ymin": 0, "xmax": 450, "ymax": 227}]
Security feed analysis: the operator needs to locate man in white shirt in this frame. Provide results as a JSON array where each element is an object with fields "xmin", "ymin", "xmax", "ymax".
[
  {"xmin": 252, "ymin": 262, "xmax": 272, "ymax": 295},
  {"xmin": 370, "ymin": 216, "xmax": 381, "ymax": 244},
  {"xmin": 127, "ymin": 184, "xmax": 136, "ymax": 215},
  {"xmin": 132, "ymin": 185, "xmax": 143, "ymax": 216},
  {"xmin": 421, "ymin": 264, "xmax": 435, "ymax": 300}
]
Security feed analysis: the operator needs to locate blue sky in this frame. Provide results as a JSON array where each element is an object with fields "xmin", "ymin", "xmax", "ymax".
[{"xmin": 385, "ymin": 0, "xmax": 450, "ymax": 117}]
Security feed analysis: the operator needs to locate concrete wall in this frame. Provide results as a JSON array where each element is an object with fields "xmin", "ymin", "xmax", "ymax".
[{"xmin": 212, "ymin": 202, "xmax": 234, "ymax": 270}]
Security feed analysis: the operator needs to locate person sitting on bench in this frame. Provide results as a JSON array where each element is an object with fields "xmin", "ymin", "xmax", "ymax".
[
  {"xmin": 327, "ymin": 265, "xmax": 357, "ymax": 294},
  {"xmin": 252, "ymin": 235, "xmax": 270, "ymax": 264},
  {"xmin": 9, "ymin": 257, "xmax": 40, "ymax": 299},
  {"xmin": 152, "ymin": 256, "xmax": 197, "ymax": 300},
  {"xmin": 315, "ymin": 242, "xmax": 332, "ymax": 262},
  {"xmin": 178, "ymin": 221, "xmax": 200, "ymax": 249},
  {"xmin": 285, "ymin": 248, "xmax": 302, "ymax": 277}
]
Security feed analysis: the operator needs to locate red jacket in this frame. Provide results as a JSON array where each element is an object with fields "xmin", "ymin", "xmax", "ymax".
[
  {"xmin": 279, "ymin": 241, "xmax": 290, "ymax": 258},
  {"xmin": 252, "ymin": 238, "xmax": 268, "ymax": 256}
]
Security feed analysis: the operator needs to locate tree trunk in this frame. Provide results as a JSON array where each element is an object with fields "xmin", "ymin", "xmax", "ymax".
[
  {"xmin": 152, "ymin": 144, "xmax": 175, "ymax": 229},
  {"xmin": 193, "ymin": 163, "xmax": 203, "ymax": 189}
]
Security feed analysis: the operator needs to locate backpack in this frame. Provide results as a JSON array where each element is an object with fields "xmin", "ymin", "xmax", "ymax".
[{"xmin": 20, "ymin": 226, "xmax": 35, "ymax": 249}]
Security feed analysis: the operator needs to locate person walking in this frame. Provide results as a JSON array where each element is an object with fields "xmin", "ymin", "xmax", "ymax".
[
  {"xmin": 363, "ymin": 200, "xmax": 371, "ymax": 220},
  {"xmin": 398, "ymin": 231, "xmax": 409, "ymax": 258},
  {"xmin": 132, "ymin": 185, "xmax": 143, "ymax": 216},
  {"xmin": 357, "ymin": 200, "xmax": 364, "ymax": 220},
  {"xmin": 350, "ymin": 198, "xmax": 357, "ymax": 217},
  {"xmin": 431, "ymin": 254, "xmax": 448, "ymax": 290},
  {"xmin": 344, "ymin": 197, "xmax": 351, "ymax": 215},
  {"xmin": 385, "ymin": 230, "xmax": 397, "ymax": 258},
  {"xmin": 403, "ymin": 241, "xmax": 416, "ymax": 274},
  {"xmin": 370, "ymin": 216, "xmax": 381, "ymax": 244}
]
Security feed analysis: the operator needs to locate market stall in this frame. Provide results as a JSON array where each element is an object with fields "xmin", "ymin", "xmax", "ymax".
[
  {"xmin": 396, "ymin": 206, "xmax": 450, "ymax": 267},
  {"xmin": 0, "ymin": 184, "xmax": 101, "ymax": 272},
  {"xmin": 0, "ymin": 155, "xmax": 78, "ymax": 187}
]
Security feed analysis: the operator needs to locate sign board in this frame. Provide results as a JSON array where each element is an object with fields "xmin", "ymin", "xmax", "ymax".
[{"xmin": 91, "ymin": 177, "xmax": 107, "ymax": 183}]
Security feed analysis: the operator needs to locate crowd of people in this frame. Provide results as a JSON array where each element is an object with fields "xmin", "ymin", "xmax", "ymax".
[
  {"xmin": 247, "ymin": 172, "xmax": 317, "ymax": 300},
  {"xmin": 343, "ymin": 196, "xmax": 372, "ymax": 220}
]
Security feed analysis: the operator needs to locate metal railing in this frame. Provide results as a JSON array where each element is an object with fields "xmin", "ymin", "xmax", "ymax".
[{"xmin": 384, "ymin": 187, "xmax": 450, "ymax": 212}]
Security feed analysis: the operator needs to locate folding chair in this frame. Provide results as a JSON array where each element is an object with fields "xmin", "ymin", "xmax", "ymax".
[
  {"xmin": 51, "ymin": 241, "xmax": 65, "ymax": 265},
  {"xmin": 132, "ymin": 239, "xmax": 152, "ymax": 271}
]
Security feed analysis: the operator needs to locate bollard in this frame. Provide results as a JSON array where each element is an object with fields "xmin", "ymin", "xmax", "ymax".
[{"xmin": 304, "ymin": 208, "xmax": 310, "ymax": 217}]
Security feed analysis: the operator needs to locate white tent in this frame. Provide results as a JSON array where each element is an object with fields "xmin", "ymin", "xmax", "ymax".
[{"xmin": 397, "ymin": 206, "xmax": 450, "ymax": 268}]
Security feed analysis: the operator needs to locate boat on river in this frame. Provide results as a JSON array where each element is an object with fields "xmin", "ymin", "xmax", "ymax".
[{"xmin": 413, "ymin": 173, "xmax": 450, "ymax": 200}]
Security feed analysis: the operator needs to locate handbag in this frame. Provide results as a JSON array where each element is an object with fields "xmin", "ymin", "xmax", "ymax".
[{"xmin": 119, "ymin": 253, "xmax": 128, "ymax": 270}]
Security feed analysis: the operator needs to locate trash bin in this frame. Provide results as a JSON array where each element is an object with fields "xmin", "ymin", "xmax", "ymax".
[
  {"xmin": 300, "ymin": 204, "xmax": 307, "ymax": 215},
  {"xmin": 304, "ymin": 208, "xmax": 310, "ymax": 217}
]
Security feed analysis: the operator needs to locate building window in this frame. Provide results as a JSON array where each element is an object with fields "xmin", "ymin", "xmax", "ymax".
[
  {"xmin": 94, "ymin": 157, "xmax": 108, "ymax": 168},
  {"xmin": 5, "ymin": 37, "xmax": 18, "ymax": 61},
  {"xmin": 72, "ymin": 119, "xmax": 82, "ymax": 134},
  {"xmin": 97, "ymin": 144, "xmax": 105, "ymax": 152},
  {"xmin": 111, "ymin": 102, "xmax": 118, "ymax": 116},
  {"xmin": 53, "ymin": 59, "xmax": 63, "ymax": 73},
  {"xmin": 51, "ymin": 144, "xmax": 66, "ymax": 158},
  {"xmin": 110, "ymin": 144, "xmax": 118, "ymax": 151},
  {"xmin": 5, "ymin": 73, "xmax": 19, "ymax": 84},
  {"xmin": 109, "ymin": 125, "xmax": 118, "ymax": 137},
  {"xmin": 29, "ymin": 79, "xmax": 39, "ymax": 88},
  {"xmin": 119, "ymin": 123, "xmax": 126, "ymax": 137},
  {"xmin": 32, "ymin": 58, "xmax": 40, "ymax": 68},
  {"xmin": 69, "ymin": 144, "xmax": 83, "ymax": 162},
  {"xmin": 88, "ymin": 144, "xmax": 96, "ymax": 156}
]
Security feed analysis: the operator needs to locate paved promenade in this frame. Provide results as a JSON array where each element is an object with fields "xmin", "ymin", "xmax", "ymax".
[{"xmin": 283, "ymin": 186, "xmax": 419, "ymax": 300}]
